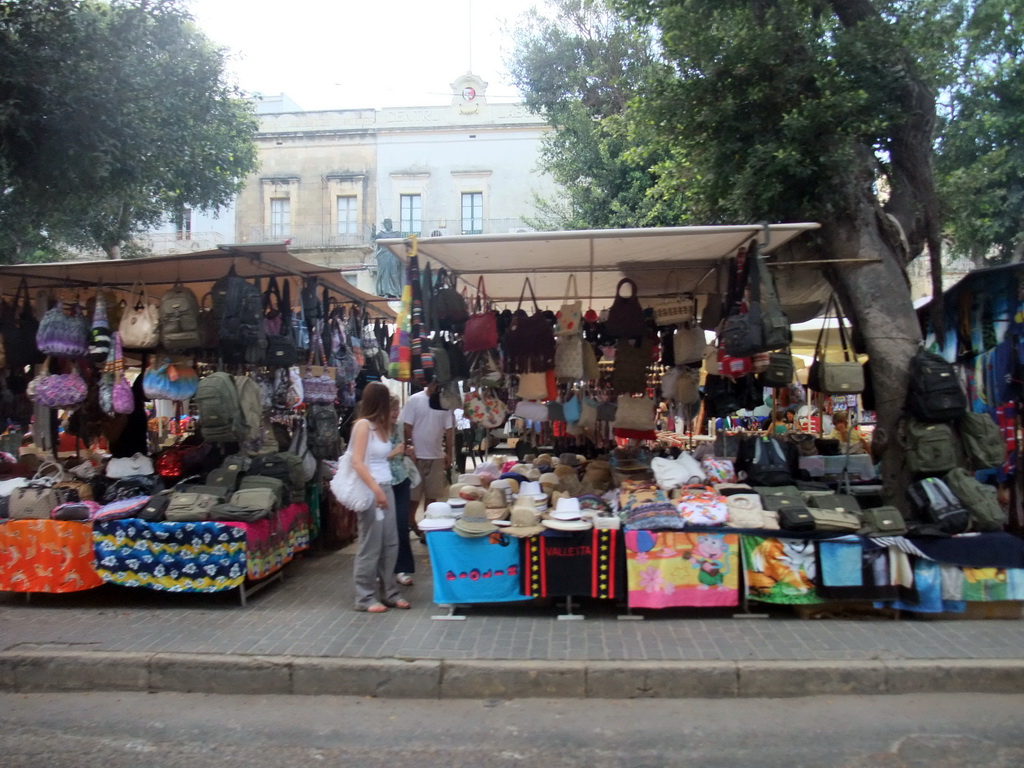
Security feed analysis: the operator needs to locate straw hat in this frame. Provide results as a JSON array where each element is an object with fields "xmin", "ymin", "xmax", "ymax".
[
  {"xmin": 554, "ymin": 496, "xmax": 581, "ymax": 515},
  {"xmin": 509, "ymin": 464, "xmax": 530, "ymax": 476},
  {"xmin": 535, "ymin": 453, "xmax": 554, "ymax": 467},
  {"xmin": 505, "ymin": 499, "xmax": 545, "ymax": 538},
  {"xmin": 453, "ymin": 501, "xmax": 498, "ymax": 538},
  {"xmin": 483, "ymin": 487, "xmax": 510, "ymax": 521},
  {"xmin": 525, "ymin": 468, "xmax": 542, "ymax": 482},
  {"xmin": 458, "ymin": 474, "xmax": 482, "ymax": 487},
  {"xmin": 539, "ymin": 471, "xmax": 560, "ymax": 491},
  {"xmin": 498, "ymin": 477, "xmax": 519, "ymax": 495}
]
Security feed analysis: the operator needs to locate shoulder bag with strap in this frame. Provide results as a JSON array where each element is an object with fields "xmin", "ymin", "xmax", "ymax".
[
  {"xmin": 502, "ymin": 277, "xmax": 555, "ymax": 374},
  {"xmin": 809, "ymin": 294, "xmax": 864, "ymax": 395},
  {"xmin": 555, "ymin": 274, "xmax": 583, "ymax": 336}
]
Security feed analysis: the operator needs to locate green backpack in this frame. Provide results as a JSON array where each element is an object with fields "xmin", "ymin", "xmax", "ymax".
[
  {"xmin": 904, "ymin": 418, "xmax": 958, "ymax": 475},
  {"xmin": 943, "ymin": 467, "xmax": 1006, "ymax": 532},
  {"xmin": 957, "ymin": 412, "xmax": 1005, "ymax": 471}
]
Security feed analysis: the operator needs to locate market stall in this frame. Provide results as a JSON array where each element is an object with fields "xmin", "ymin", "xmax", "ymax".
[
  {"xmin": 0, "ymin": 244, "xmax": 394, "ymax": 600},
  {"xmin": 371, "ymin": 225, "xmax": 1022, "ymax": 620}
]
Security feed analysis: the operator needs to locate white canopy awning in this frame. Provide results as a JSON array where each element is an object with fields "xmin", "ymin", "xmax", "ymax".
[
  {"xmin": 378, "ymin": 223, "xmax": 826, "ymax": 315},
  {"xmin": 0, "ymin": 244, "xmax": 396, "ymax": 318}
]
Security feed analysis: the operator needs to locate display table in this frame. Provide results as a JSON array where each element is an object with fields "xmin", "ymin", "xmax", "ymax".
[
  {"xmin": 0, "ymin": 519, "xmax": 105, "ymax": 594},
  {"xmin": 422, "ymin": 526, "xmax": 1024, "ymax": 618},
  {"xmin": 93, "ymin": 503, "xmax": 311, "ymax": 604}
]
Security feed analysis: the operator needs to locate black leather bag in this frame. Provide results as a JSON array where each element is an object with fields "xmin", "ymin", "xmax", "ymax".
[
  {"xmin": 605, "ymin": 278, "xmax": 647, "ymax": 339},
  {"xmin": 778, "ymin": 505, "xmax": 815, "ymax": 532}
]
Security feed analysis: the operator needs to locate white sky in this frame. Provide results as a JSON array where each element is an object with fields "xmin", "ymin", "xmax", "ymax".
[{"xmin": 185, "ymin": 0, "xmax": 542, "ymax": 111}]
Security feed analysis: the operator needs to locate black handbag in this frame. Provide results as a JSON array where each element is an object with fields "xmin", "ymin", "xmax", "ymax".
[
  {"xmin": 4, "ymin": 278, "xmax": 46, "ymax": 369},
  {"xmin": 778, "ymin": 505, "xmax": 815, "ymax": 532},
  {"xmin": 605, "ymin": 278, "xmax": 647, "ymax": 339}
]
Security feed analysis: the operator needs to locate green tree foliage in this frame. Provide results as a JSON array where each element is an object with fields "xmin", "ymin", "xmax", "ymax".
[
  {"xmin": 510, "ymin": 0, "xmax": 1022, "ymax": 500},
  {"xmin": 0, "ymin": 0, "xmax": 259, "ymax": 260},
  {"xmin": 935, "ymin": 0, "xmax": 1024, "ymax": 264}
]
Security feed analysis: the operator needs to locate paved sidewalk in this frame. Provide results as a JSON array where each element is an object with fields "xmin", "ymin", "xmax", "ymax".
[{"xmin": 2, "ymin": 539, "xmax": 1024, "ymax": 698}]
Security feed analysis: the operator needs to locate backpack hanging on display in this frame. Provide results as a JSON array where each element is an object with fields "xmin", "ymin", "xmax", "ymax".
[
  {"xmin": 745, "ymin": 239, "xmax": 791, "ymax": 352},
  {"xmin": 907, "ymin": 475, "xmax": 970, "ymax": 535},
  {"xmin": 159, "ymin": 281, "xmax": 204, "ymax": 350},
  {"xmin": 902, "ymin": 418, "xmax": 958, "ymax": 475},
  {"xmin": 956, "ymin": 411, "xmax": 1005, "ymax": 471},
  {"xmin": 306, "ymin": 402, "xmax": 340, "ymax": 461},
  {"xmin": 212, "ymin": 266, "xmax": 266, "ymax": 364},
  {"xmin": 906, "ymin": 346, "xmax": 966, "ymax": 422},
  {"xmin": 432, "ymin": 268, "xmax": 469, "ymax": 333},
  {"xmin": 942, "ymin": 467, "xmax": 1006, "ymax": 532},
  {"xmin": 264, "ymin": 277, "xmax": 299, "ymax": 367},
  {"xmin": 194, "ymin": 371, "xmax": 244, "ymax": 443}
]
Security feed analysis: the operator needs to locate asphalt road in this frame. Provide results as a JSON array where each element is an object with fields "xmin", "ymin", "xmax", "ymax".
[{"xmin": 2, "ymin": 691, "xmax": 1022, "ymax": 768}]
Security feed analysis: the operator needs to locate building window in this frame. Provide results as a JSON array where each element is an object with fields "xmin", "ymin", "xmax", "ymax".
[
  {"xmin": 461, "ymin": 192, "xmax": 483, "ymax": 235},
  {"xmin": 337, "ymin": 195, "xmax": 357, "ymax": 236},
  {"xmin": 173, "ymin": 207, "xmax": 193, "ymax": 240},
  {"xmin": 400, "ymin": 194, "xmax": 421, "ymax": 235},
  {"xmin": 270, "ymin": 198, "xmax": 290, "ymax": 238}
]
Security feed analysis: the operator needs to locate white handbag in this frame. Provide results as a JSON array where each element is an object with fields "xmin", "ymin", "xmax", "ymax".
[
  {"xmin": 105, "ymin": 452, "xmax": 154, "ymax": 479},
  {"xmin": 673, "ymin": 322, "xmax": 706, "ymax": 364},
  {"xmin": 329, "ymin": 450, "xmax": 374, "ymax": 511},
  {"xmin": 119, "ymin": 283, "xmax": 160, "ymax": 349}
]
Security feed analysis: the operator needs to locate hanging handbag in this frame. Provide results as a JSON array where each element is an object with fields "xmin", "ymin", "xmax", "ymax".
[
  {"xmin": 675, "ymin": 366, "xmax": 701, "ymax": 405},
  {"xmin": 31, "ymin": 359, "xmax": 88, "ymax": 408},
  {"xmin": 119, "ymin": 283, "xmax": 160, "ymax": 349},
  {"xmin": 555, "ymin": 274, "xmax": 583, "ymax": 336},
  {"xmin": 109, "ymin": 333, "xmax": 135, "ymax": 415},
  {"xmin": 290, "ymin": 280, "xmax": 311, "ymax": 352},
  {"xmin": 581, "ymin": 338, "xmax": 601, "ymax": 381},
  {"xmin": 517, "ymin": 371, "xmax": 549, "ymax": 401},
  {"xmin": 612, "ymin": 337, "xmax": 651, "ymax": 393},
  {"xmin": 142, "ymin": 359, "xmax": 199, "ymax": 401},
  {"xmin": 605, "ymin": 278, "xmax": 647, "ymax": 339},
  {"xmin": 813, "ymin": 295, "xmax": 864, "ymax": 395},
  {"xmin": 302, "ymin": 327, "xmax": 337, "ymax": 405},
  {"xmin": 464, "ymin": 388, "xmax": 508, "ymax": 429},
  {"xmin": 88, "ymin": 291, "xmax": 112, "ymax": 363},
  {"xmin": 502, "ymin": 277, "xmax": 555, "ymax": 373},
  {"xmin": 3, "ymin": 278, "xmax": 45, "ymax": 369},
  {"xmin": 612, "ymin": 394, "xmax": 655, "ymax": 432},
  {"xmin": 554, "ymin": 334, "xmax": 584, "ymax": 381},
  {"xmin": 652, "ymin": 284, "xmax": 697, "ymax": 326},
  {"xmin": 464, "ymin": 276, "xmax": 499, "ymax": 354},
  {"xmin": 673, "ymin": 322, "xmax": 706, "ymax": 365},
  {"xmin": 717, "ymin": 346, "xmax": 753, "ymax": 378},
  {"xmin": 760, "ymin": 351, "xmax": 795, "ymax": 387},
  {"xmin": 329, "ymin": 449, "xmax": 375, "ymax": 511},
  {"xmin": 514, "ymin": 399, "xmax": 549, "ymax": 421},
  {"xmin": 36, "ymin": 299, "xmax": 90, "ymax": 358}
]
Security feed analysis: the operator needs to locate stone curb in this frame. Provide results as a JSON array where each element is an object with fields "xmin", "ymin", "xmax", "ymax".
[{"xmin": 3, "ymin": 651, "xmax": 1024, "ymax": 698}]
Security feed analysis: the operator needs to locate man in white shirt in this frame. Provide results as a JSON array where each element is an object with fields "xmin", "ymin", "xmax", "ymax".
[{"xmin": 400, "ymin": 381, "xmax": 455, "ymax": 536}]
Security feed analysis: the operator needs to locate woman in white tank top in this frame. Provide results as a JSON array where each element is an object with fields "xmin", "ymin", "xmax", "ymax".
[{"xmin": 350, "ymin": 382, "xmax": 410, "ymax": 612}]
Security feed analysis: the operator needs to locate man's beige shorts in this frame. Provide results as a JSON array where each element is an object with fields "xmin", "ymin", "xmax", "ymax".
[{"xmin": 412, "ymin": 458, "xmax": 447, "ymax": 501}]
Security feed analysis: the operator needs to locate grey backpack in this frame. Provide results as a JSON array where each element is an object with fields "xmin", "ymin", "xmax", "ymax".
[
  {"xmin": 956, "ymin": 412, "xmax": 1005, "ymax": 471},
  {"xmin": 159, "ymin": 283, "xmax": 204, "ymax": 350},
  {"xmin": 194, "ymin": 372, "xmax": 244, "ymax": 443},
  {"xmin": 306, "ymin": 403, "xmax": 340, "ymax": 461}
]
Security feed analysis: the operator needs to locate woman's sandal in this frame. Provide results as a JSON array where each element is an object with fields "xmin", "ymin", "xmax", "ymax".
[
  {"xmin": 396, "ymin": 573, "xmax": 414, "ymax": 586},
  {"xmin": 357, "ymin": 602, "xmax": 388, "ymax": 613},
  {"xmin": 386, "ymin": 598, "xmax": 411, "ymax": 609}
]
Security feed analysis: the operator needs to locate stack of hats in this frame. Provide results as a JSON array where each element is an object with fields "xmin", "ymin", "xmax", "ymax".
[
  {"xmin": 582, "ymin": 459, "xmax": 612, "ymax": 492},
  {"xmin": 518, "ymin": 480, "xmax": 550, "ymax": 513},
  {"xmin": 453, "ymin": 500, "xmax": 498, "ymax": 538},
  {"xmin": 489, "ymin": 478, "xmax": 515, "ymax": 506},
  {"xmin": 505, "ymin": 496, "xmax": 546, "ymax": 538},
  {"xmin": 539, "ymin": 472, "xmax": 561, "ymax": 497},
  {"xmin": 420, "ymin": 501, "xmax": 456, "ymax": 531},
  {"xmin": 542, "ymin": 496, "xmax": 593, "ymax": 532},
  {"xmin": 450, "ymin": 474, "xmax": 485, "ymax": 501}
]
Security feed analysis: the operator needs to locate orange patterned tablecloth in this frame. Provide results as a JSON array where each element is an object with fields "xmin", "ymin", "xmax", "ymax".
[{"xmin": 0, "ymin": 519, "xmax": 104, "ymax": 593}]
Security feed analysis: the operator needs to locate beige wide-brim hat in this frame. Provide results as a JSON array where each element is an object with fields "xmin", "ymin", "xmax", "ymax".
[
  {"xmin": 505, "ymin": 501, "xmax": 545, "ymax": 538},
  {"xmin": 453, "ymin": 500, "xmax": 498, "ymax": 537},
  {"xmin": 539, "ymin": 472, "xmax": 560, "ymax": 490},
  {"xmin": 509, "ymin": 464, "xmax": 531, "ymax": 476},
  {"xmin": 458, "ymin": 485, "xmax": 486, "ymax": 501},
  {"xmin": 458, "ymin": 474, "xmax": 483, "ymax": 487},
  {"xmin": 535, "ymin": 453, "xmax": 554, "ymax": 467},
  {"xmin": 525, "ymin": 468, "xmax": 542, "ymax": 481}
]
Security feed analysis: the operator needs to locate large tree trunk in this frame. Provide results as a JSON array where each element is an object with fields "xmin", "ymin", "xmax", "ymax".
[{"xmin": 819, "ymin": 198, "xmax": 922, "ymax": 511}]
